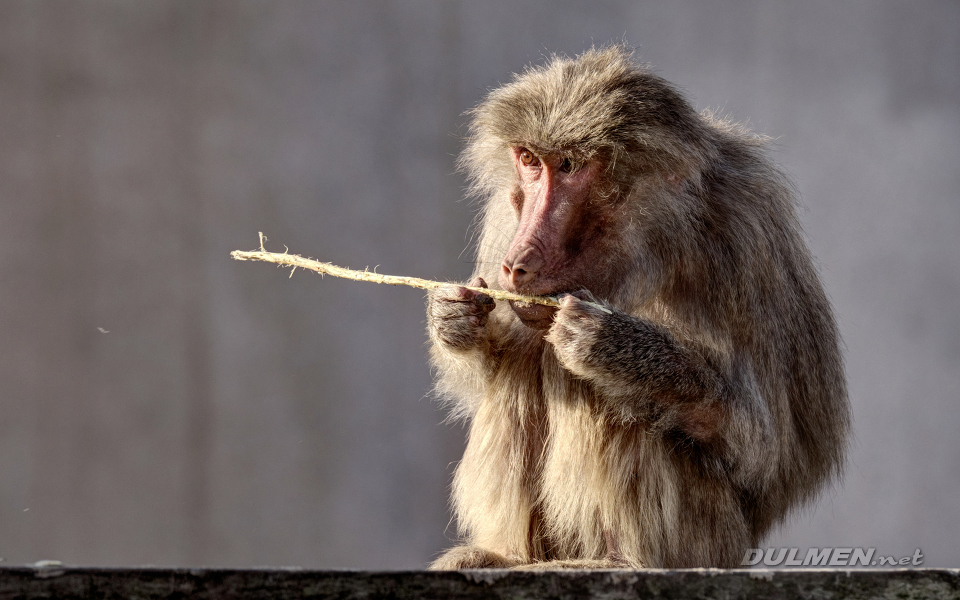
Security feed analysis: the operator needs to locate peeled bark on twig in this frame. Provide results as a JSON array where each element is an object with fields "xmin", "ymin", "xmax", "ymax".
[{"xmin": 231, "ymin": 233, "xmax": 610, "ymax": 312}]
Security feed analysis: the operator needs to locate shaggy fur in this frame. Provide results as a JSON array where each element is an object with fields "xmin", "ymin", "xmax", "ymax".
[{"xmin": 427, "ymin": 45, "xmax": 849, "ymax": 569}]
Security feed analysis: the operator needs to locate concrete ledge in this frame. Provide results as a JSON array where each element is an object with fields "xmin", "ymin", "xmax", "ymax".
[{"xmin": 0, "ymin": 566, "xmax": 958, "ymax": 599}]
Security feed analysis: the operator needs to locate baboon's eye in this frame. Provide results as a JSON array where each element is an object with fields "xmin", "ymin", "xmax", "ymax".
[{"xmin": 519, "ymin": 149, "xmax": 538, "ymax": 166}]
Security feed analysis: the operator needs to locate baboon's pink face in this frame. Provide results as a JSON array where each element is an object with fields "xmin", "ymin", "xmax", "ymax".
[{"xmin": 499, "ymin": 146, "xmax": 617, "ymax": 329}]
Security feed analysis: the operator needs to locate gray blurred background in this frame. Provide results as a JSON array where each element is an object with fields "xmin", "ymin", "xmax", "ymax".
[{"xmin": 0, "ymin": 1, "xmax": 958, "ymax": 569}]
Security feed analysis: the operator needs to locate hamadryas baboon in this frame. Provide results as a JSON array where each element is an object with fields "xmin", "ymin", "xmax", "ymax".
[{"xmin": 426, "ymin": 45, "xmax": 849, "ymax": 569}]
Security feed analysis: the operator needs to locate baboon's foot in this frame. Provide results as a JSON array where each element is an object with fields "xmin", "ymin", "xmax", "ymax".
[
  {"xmin": 429, "ymin": 545, "xmax": 522, "ymax": 570},
  {"xmin": 511, "ymin": 557, "xmax": 644, "ymax": 570}
]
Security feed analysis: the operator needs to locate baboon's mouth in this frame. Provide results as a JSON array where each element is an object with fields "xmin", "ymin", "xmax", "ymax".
[{"xmin": 508, "ymin": 300, "xmax": 557, "ymax": 329}]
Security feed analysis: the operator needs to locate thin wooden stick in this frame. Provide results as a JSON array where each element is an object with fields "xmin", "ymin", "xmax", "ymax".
[{"xmin": 231, "ymin": 232, "xmax": 610, "ymax": 312}]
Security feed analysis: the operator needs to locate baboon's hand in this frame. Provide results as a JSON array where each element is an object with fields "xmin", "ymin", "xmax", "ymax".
[
  {"xmin": 428, "ymin": 277, "xmax": 495, "ymax": 351},
  {"xmin": 545, "ymin": 291, "xmax": 611, "ymax": 379}
]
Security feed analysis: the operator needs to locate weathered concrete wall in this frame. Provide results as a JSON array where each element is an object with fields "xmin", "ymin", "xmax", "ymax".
[
  {"xmin": 0, "ymin": 1, "xmax": 957, "ymax": 569},
  {"xmin": 2, "ymin": 567, "xmax": 960, "ymax": 600}
]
